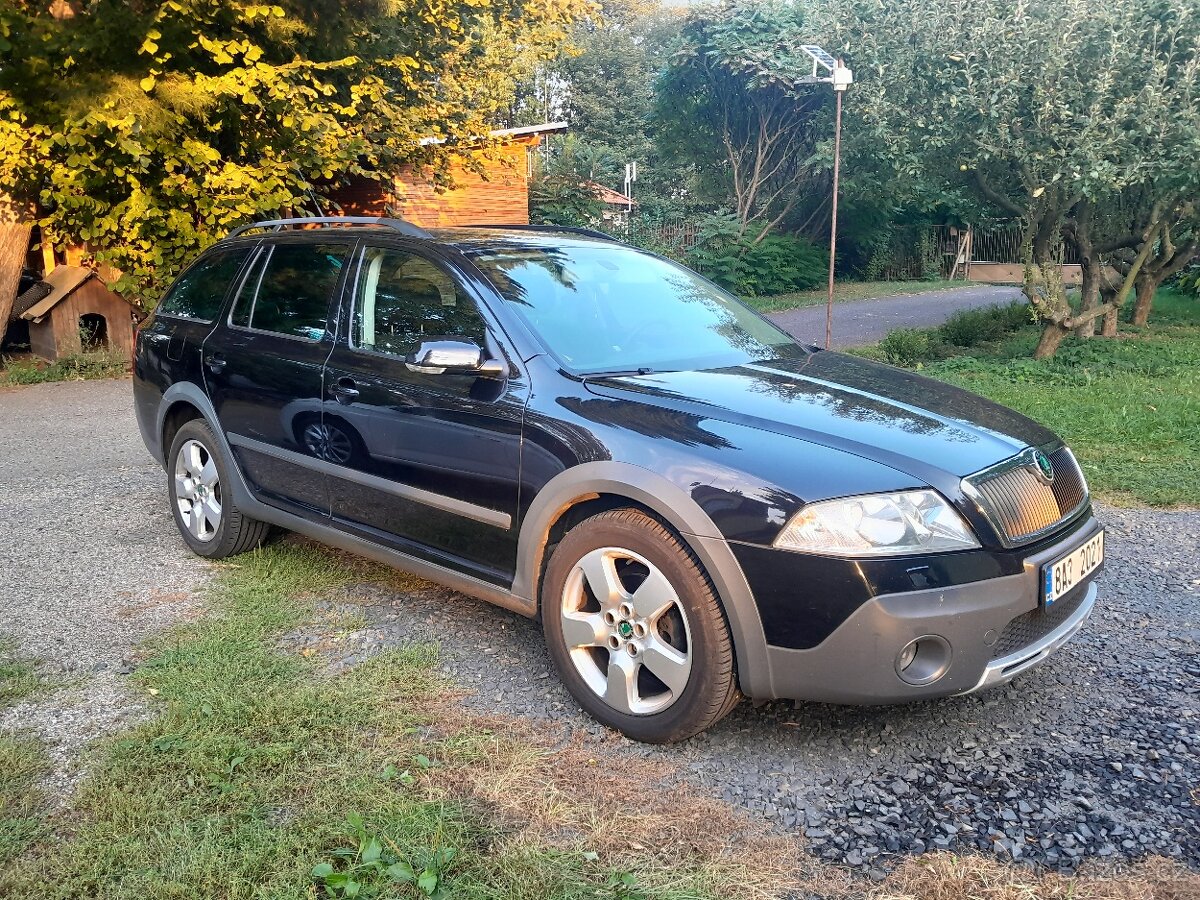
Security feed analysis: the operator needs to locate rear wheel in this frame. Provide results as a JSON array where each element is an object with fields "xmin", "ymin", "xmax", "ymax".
[
  {"xmin": 168, "ymin": 420, "xmax": 272, "ymax": 559},
  {"xmin": 541, "ymin": 508, "xmax": 740, "ymax": 743}
]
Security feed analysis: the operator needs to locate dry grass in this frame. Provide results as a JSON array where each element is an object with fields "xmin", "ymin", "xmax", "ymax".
[
  {"xmin": 424, "ymin": 709, "xmax": 838, "ymax": 900},
  {"xmin": 871, "ymin": 853, "xmax": 1200, "ymax": 900}
]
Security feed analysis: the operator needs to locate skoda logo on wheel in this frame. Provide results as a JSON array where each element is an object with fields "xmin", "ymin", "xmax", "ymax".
[{"xmin": 1033, "ymin": 449, "xmax": 1055, "ymax": 484}]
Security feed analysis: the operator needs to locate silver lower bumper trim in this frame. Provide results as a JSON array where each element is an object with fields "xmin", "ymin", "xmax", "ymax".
[{"xmin": 957, "ymin": 581, "xmax": 1098, "ymax": 695}]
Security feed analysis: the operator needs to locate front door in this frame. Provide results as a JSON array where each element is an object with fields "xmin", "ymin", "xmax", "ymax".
[
  {"xmin": 321, "ymin": 243, "xmax": 526, "ymax": 584},
  {"xmin": 203, "ymin": 238, "xmax": 354, "ymax": 517}
]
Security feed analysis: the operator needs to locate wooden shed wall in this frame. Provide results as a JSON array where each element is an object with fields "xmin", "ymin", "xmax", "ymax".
[
  {"xmin": 28, "ymin": 280, "xmax": 136, "ymax": 361},
  {"xmin": 333, "ymin": 143, "xmax": 532, "ymax": 227}
]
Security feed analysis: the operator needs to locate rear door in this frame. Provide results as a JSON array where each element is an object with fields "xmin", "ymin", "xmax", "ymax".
[
  {"xmin": 137, "ymin": 245, "xmax": 256, "ymax": 400},
  {"xmin": 203, "ymin": 238, "xmax": 355, "ymax": 517},
  {"xmin": 321, "ymin": 241, "xmax": 528, "ymax": 584}
]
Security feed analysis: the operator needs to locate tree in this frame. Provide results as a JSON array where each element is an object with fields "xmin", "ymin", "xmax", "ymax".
[
  {"xmin": 0, "ymin": 0, "xmax": 588, "ymax": 303},
  {"xmin": 657, "ymin": 2, "xmax": 827, "ymax": 242},
  {"xmin": 515, "ymin": 0, "xmax": 685, "ymax": 211},
  {"xmin": 803, "ymin": 0, "xmax": 1200, "ymax": 356}
]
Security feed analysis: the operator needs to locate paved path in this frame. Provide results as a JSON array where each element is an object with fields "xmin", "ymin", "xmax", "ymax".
[{"xmin": 768, "ymin": 284, "xmax": 1023, "ymax": 348}]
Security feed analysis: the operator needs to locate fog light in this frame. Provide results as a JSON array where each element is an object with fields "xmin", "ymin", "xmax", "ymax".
[{"xmin": 895, "ymin": 635, "xmax": 952, "ymax": 686}]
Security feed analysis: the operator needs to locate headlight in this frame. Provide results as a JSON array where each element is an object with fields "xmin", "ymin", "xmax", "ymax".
[{"xmin": 773, "ymin": 490, "xmax": 980, "ymax": 557}]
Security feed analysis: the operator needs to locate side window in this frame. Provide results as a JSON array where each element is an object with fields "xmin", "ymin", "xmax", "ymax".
[
  {"xmin": 231, "ymin": 242, "xmax": 351, "ymax": 340},
  {"xmin": 157, "ymin": 248, "xmax": 251, "ymax": 321},
  {"xmin": 352, "ymin": 247, "xmax": 486, "ymax": 357}
]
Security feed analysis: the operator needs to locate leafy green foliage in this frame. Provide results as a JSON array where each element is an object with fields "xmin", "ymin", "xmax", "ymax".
[
  {"xmin": 939, "ymin": 302, "xmax": 1032, "ymax": 348},
  {"xmin": 657, "ymin": 2, "xmax": 826, "ymax": 240},
  {"xmin": 687, "ymin": 212, "xmax": 825, "ymax": 295},
  {"xmin": 1175, "ymin": 267, "xmax": 1200, "ymax": 298},
  {"xmin": 0, "ymin": 0, "xmax": 590, "ymax": 304},
  {"xmin": 311, "ymin": 812, "xmax": 457, "ymax": 898},
  {"xmin": 876, "ymin": 328, "xmax": 942, "ymax": 368}
]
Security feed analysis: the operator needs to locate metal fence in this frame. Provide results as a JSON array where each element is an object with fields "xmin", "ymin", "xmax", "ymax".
[{"xmin": 970, "ymin": 220, "xmax": 1079, "ymax": 265}]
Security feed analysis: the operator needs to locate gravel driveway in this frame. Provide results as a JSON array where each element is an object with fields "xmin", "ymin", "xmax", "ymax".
[
  {"xmin": 0, "ymin": 378, "xmax": 207, "ymax": 798},
  {"xmin": 2, "ymin": 378, "xmax": 1197, "ymax": 880},
  {"xmin": 768, "ymin": 284, "xmax": 1024, "ymax": 348}
]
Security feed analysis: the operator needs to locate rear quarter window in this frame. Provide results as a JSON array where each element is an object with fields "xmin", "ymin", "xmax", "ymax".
[{"xmin": 157, "ymin": 248, "xmax": 252, "ymax": 321}]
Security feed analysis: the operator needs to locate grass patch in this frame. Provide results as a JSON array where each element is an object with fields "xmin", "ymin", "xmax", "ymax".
[
  {"xmin": 744, "ymin": 279, "xmax": 963, "ymax": 314},
  {"xmin": 860, "ymin": 289, "xmax": 1200, "ymax": 506},
  {"xmin": 0, "ymin": 349, "xmax": 129, "ymax": 386},
  {"xmin": 0, "ymin": 541, "xmax": 801, "ymax": 899},
  {"xmin": 0, "ymin": 644, "xmax": 52, "ymax": 866},
  {"xmin": 0, "ymin": 642, "xmax": 46, "ymax": 710},
  {"xmin": 0, "ymin": 733, "xmax": 49, "ymax": 868}
]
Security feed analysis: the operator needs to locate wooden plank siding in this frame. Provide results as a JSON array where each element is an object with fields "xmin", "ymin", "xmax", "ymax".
[{"xmin": 332, "ymin": 140, "xmax": 534, "ymax": 227}]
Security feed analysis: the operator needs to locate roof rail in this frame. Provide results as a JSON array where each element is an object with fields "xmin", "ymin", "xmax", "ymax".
[
  {"xmin": 459, "ymin": 223, "xmax": 618, "ymax": 242},
  {"xmin": 226, "ymin": 216, "xmax": 432, "ymax": 240}
]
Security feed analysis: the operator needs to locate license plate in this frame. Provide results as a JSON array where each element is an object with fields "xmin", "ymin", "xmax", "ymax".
[{"xmin": 1042, "ymin": 530, "xmax": 1104, "ymax": 606}]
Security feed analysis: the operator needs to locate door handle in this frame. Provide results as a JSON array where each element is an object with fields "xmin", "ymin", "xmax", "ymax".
[
  {"xmin": 331, "ymin": 378, "xmax": 360, "ymax": 404},
  {"xmin": 205, "ymin": 353, "xmax": 226, "ymax": 374}
]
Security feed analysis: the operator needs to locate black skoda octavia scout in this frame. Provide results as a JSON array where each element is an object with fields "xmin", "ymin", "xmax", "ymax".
[{"xmin": 133, "ymin": 217, "xmax": 1104, "ymax": 743}]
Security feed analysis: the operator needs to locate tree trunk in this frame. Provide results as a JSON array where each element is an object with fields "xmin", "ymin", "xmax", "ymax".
[
  {"xmin": 1130, "ymin": 274, "xmax": 1157, "ymax": 326},
  {"xmin": 1069, "ymin": 201, "xmax": 1098, "ymax": 338},
  {"xmin": 0, "ymin": 201, "xmax": 34, "ymax": 337},
  {"xmin": 1101, "ymin": 304, "xmax": 1119, "ymax": 337},
  {"xmin": 1034, "ymin": 321, "xmax": 1070, "ymax": 359}
]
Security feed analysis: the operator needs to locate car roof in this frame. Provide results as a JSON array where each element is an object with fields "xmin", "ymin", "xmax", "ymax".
[{"xmin": 207, "ymin": 219, "xmax": 624, "ymax": 257}]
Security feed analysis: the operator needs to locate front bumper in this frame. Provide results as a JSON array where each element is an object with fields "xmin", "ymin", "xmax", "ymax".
[{"xmin": 758, "ymin": 515, "xmax": 1102, "ymax": 704}]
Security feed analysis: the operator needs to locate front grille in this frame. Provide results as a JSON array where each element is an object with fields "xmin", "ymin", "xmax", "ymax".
[
  {"xmin": 991, "ymin": 583, "xmax": 1088, "ymax": 659},
  {"xmin": 965, "ymin": 446, "xmax": 1088, "ymax": 546}
]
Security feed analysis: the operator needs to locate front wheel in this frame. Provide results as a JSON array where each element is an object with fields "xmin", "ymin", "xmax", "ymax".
[
  {"xmin": 168, "ymin": 419, "xmax": 272, "ymax": 559},
  {"xmin": 541, "ymin": 508, "xmax": 740, "ymax": 743}
]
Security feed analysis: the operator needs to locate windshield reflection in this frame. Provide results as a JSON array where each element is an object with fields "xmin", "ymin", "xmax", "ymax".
[{"xmin": 469, "ymin": 244, "xmax": 806, "ymax": 375}]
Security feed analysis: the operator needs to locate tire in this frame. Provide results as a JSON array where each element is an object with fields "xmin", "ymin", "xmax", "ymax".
[
  {"xmin": 167, "ymin": 419, "xmax": 273, "ymax": 559},
  {"xmin": 541, "ymin": 508, "xmax": 740, "ymax": 743}
]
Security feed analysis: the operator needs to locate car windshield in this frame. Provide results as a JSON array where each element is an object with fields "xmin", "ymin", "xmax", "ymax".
[{"xmin": 468, "ymin": 243, "xmax": 807, "ymax": 375}]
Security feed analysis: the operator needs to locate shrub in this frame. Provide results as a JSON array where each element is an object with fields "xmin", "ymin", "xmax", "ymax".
[
  {"xmin": 686, "ymin": 212, "xmax": 827, "ymax": 295},
  {"xmin": 878, "ymin": 328, "xmax": 938, "ymax": 367},
  {"xmin": 939, "ymin": 301, "xmax": 1031, "ymax": 347}
]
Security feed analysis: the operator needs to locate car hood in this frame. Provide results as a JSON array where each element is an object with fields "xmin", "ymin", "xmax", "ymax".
[{"xmin": 583, "ymin": 352, "xmax": 1059, "ymax": 482}]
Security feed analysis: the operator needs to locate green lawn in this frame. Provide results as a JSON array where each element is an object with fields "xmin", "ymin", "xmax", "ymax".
[
  {"xmin": 742, "ymin": 279, "xmax": 963, "ymax": 313},
  {"xmin": 861, "ymin": 288, "xmax": 1200, "ymax": 507}
]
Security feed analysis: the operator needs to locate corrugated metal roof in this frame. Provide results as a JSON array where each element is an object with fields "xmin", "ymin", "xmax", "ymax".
[
  {"xmin": 12, "ymin": 280, "xmax": 53, "ymax": 319},
  {"xmin": 20, "ymin": 265, "xmax": 93, "ymax": 322}
]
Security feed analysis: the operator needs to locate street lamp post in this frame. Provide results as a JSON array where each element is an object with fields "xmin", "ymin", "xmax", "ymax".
[{"xmin": 799, "ymin": 46, "xmax": 853, "ymax": 350}]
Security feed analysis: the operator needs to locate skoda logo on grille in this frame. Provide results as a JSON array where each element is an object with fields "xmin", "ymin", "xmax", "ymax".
[{"xmin": 1032, "ymin": 449, "xmax": 1055, "ymax": 485}]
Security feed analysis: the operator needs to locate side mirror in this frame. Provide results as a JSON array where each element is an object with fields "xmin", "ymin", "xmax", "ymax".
[{"xmin": 405, "ymin": 338, "xmax": 506, "ymax": 378}]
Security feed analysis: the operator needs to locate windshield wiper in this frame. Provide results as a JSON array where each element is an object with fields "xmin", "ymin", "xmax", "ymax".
[{"xmin": 580, "ymin": 367, "xmax": 657, "ymax": 379}]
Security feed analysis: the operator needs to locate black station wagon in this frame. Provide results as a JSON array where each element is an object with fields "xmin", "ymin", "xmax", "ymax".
[{"xmin": 133, "ymin": 217, "xmax": 1104, "ymax": 742}]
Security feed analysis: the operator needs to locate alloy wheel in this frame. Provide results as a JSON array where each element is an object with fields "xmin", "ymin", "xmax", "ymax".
[
  {"xmin": 559, "ymin": 546, "xmax": 693, "ymax": 715},
  {"xmin": 303, "ymin": 422, "xmax": 354, "ymax": 464},
  {"xmin": 174, "ymin": 439, "xmax": 222, "ymax": 542}
]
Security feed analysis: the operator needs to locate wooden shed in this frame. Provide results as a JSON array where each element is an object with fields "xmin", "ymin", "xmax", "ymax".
[
  {"xmin": 16, "ymin": 264, "xmax": 138, "ymax": 361},
  {"xmin": 331, "ymin": 122, "xmax": 567, "ymax": 226}
]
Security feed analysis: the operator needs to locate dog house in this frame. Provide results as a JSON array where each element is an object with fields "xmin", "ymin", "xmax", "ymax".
[{"xmin": 16, "ymin": 264, "xmax": 137, "ymax": 361}]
